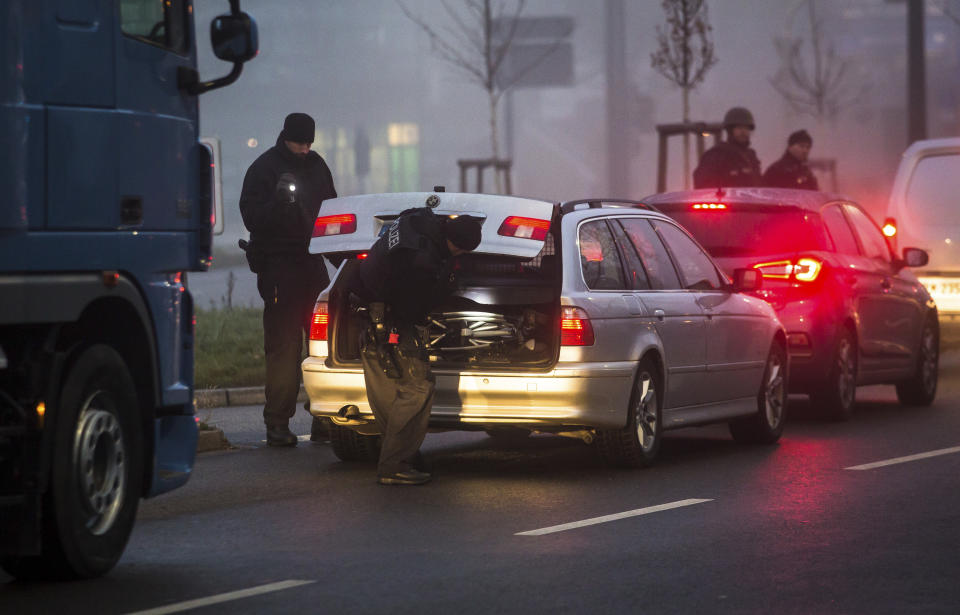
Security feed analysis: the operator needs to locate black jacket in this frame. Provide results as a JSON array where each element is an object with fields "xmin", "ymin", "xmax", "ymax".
[
  {"xmin": 239, "ymin": 135, "xmax": 337, "ymax": 270},
  {"xmin": 346, "ymin": 208, "xmax": 456, "ymax": 325},
  {"xmin": 693, "ymin": 141, "xmax": 762, "ymax": 189},
  {"xmin": 763, "ymin": 151, "xmax": 819, "ymax": 190}
]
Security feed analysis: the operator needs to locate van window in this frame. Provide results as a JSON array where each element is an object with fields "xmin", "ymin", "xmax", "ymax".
[
  {"xmin": 618, "ymin": 219, "xmax": 682, "ymax": 289},
  {"xmin": 845, "ymin": 205, "xmax": 891, "ymax": 262},
  {"xmin": 579, "ymin": 221, "xmax": 626, "ymax": 290},
  {"xmin": 905, "ymin": 154, "xmax": 960, "ymax": 227},
  {"xmin": 120, "ymin": 0, "xmax": 189, "ymax": 53}
]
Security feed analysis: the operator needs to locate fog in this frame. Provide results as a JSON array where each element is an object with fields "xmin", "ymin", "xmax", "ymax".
[{"xmin": 194, "ymin": 0, "xmax": 960, "ymax": 246}]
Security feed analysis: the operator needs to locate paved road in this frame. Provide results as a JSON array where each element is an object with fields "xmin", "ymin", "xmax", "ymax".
[{"xmin": 4, "ymin": 372, "xmax": 960, "ymax": 613}]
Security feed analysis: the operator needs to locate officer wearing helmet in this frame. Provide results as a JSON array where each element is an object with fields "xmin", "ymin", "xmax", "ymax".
[{"xmin": 693, "ymin": 107, "xmax": 762, "ymax": 189}]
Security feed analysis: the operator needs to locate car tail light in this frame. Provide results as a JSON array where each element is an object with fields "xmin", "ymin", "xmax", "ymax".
[
  {"xmin": 313, "ymin": 214, "xmax": 357, "ymax": 237},
  {"xmin": 560, "ymin": 306, "xmax": 594, "ymax": 346},
  {"xmin": 309, "ymin": 301, "xmax": 329, "ymax": 341},
  {"xmin": 357, "ymin": 252, "xmax": 368, "ymax": 260},
  {"xmin": 498, "ymin": 216, "xmax": 550, "ymax": 241},
  {"xmin": 753, "ymin": 258, "xmax": 823, "ymax": 282},
  {"xmin": 691, "ymin": 203, "xmax": 727, "ymax": 210},
  {"xmin": 882, "ymin": 217, "xmax": 897, "ymax": 238}
]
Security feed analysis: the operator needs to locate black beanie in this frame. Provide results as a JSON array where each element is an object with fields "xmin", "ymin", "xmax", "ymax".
[
  {"xmin": 281, "ymin": 113, "xmax": 315, "ymax": 143},
  {"xmin": 445, "ymin": 216, "xmax": 483, "ymax": 251},
  {"xmin": 788, "ymin": 129, "xmax": 813, "ymax": 147}
]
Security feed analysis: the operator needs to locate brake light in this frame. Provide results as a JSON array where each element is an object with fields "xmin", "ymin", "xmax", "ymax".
[
  {"xmin": 309, "ymin": 302, "xmax": 329, "ymax": 341},
  {"xmin": 753, "ymin": 258, "xmax": 822, "ymax": 282},
  {"xmin": 313, "ymin": 214, "xmax": 357, "ymax": 237},
  {"xmin": 560, "ymin": 306, "xmax": 594, "ymax": 346},
  {"xmin": 357, "ymin": 253, "xmax": 368, "ymax": 260},
  {"xmin": 498, "ymin": 216, "xmax": 550, "ymax": 241},
  {"xmin": 882, "ymin": 217, "xmax": 897, "ymax": 238},
  {"xmin": 692, "ymin": 203, "xmax": 727, "ymax": 210}
]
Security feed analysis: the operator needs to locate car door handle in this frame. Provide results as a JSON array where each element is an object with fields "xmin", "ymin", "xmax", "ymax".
[{"xmin": 653, "ymin": 309, "xmax": 665, "ymax": 321}]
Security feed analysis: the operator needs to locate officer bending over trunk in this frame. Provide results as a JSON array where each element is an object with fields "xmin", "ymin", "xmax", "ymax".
[{"xmin": 344, "ymin": 207, "xmax": 482, "ymax": 485}]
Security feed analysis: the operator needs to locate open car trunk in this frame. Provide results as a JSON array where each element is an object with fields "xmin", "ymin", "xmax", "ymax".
[
  {"xmin": 311, "ymin": 192, "xmax": 561, "ymax": 371},
  {"xmin": 329, "ymin": 249, "xmax": 560, "ymax": 371}
]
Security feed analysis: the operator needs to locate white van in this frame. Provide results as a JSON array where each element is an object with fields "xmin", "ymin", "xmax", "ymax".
[{"xmin": 886, "ymin": 137, "xmax": 960, "ymax": 317}]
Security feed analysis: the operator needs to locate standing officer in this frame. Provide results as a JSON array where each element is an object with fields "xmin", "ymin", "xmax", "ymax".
[
  {"xmin": 763, "ymin": 129, "xmax": 819, "ymax": 190},
  {"xmin": 344, "ymin": 206, "xmax": 483, "ymax": 485},
  {"xmin": 239, "ymin": 112, "xmax": 337, "ymax": 446},
  {"xmin": 693, "ymin": 106, "xmax": 762, "ymax": 189}
]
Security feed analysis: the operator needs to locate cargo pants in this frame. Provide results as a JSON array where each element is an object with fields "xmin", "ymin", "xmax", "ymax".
[{"xmin": 359, "ymin": 322, "xmax": 435, "ymax": 476}]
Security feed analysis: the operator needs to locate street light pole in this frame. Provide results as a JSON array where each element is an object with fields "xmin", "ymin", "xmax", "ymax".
[{"xmin": 907, "ymin": 0, "xmax": 927, "ymax": 143}]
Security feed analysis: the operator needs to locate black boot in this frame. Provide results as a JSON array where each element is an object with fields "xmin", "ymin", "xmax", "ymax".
[
  {"xmin": 310, "ymin": 416, "xmax": 331, "ymax": 442},
  {"xmin": 266, "ymin": 425, "xmax": 298, "ymax": 447}
]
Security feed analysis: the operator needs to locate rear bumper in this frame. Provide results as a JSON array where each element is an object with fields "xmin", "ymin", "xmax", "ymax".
[
  {"xmin": 301, "ymin": 357, "xmax": 636, "ymax": 430},
  {"xmin": 775, "ymin": 297, "xmax": 842, "ymax": 392}
]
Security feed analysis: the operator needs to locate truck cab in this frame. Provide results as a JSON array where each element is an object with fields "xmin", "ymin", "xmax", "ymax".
[{"xmin": 0, "ymin": 0, "xmax": 256, "ymax": 580}]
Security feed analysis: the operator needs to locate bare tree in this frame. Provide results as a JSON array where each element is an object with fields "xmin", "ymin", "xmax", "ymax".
[
  {"xmin": 771, "ymin": 0, "xmax": 860, "ymax": 119},
  {"xmin": 397, "ymin": 0, "xmax": 568, "ymax": 192},
  {"xmin": 651, "ymin": 0, "xmax": 717, "ymax": 189}
]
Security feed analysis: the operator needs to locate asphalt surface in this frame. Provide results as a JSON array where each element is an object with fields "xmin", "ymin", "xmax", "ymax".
[{"xmin": 3, "ymin": 364, "xmax": 960, "ymax": 613}]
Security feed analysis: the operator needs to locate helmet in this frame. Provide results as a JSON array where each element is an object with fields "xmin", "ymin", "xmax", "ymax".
[{"xmin": 723, "ymin": 107, "xmax": 755, "ymax": 130}]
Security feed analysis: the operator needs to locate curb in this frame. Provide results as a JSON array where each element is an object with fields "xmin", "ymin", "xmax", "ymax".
[
  {"xmin": 195, "ymin": 385, "xmax": 308, "ymax": 409},
  {"xmin": 196, "ymin": 428, "xmax": 230, "ymax": 452}
]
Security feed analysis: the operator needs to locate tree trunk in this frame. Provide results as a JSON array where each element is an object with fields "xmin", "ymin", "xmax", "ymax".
[
  {"xmin": 682, "ymin": 87, "xmax": 691, "ymax": 190},
  {"xmin": 489, "ymin": 90, "xmax": 502, "ymax": 193}
]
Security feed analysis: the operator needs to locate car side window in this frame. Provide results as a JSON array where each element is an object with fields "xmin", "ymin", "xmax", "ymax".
[
  {"xmin": 578, "ymin": 220, "xmax": 627, "ymax": 290},
  {"xmin": 820, "ymin": 205, "xmax": 859, "ymax": 255},
  {"xmin": 651, "ymin": 220, "xmax": 725, "ymax": 290},
  {"xmin": 844, "ymin": 205, "xmax": 891, "ymax": 262},
  {"xmin": 609, "ymin": 219, "xmax": 652, "ymax": 290},
  {"xmin": 120, "ymin": 0, "xmax": 189, "ymax": 53},
  {"xmin": 618, "ymin": 219, "xmax": 682, "ymax": 290}
]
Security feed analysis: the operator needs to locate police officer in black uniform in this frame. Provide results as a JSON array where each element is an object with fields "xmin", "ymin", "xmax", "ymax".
[
  {"xmin": 239, "ymin": 113, "xmax": 337, "ymax": 446},
  {"xmin": 344, "ymin": 205, "xmax": 482, "ymax": 485},
  {"xmin": 763, "ymin": 129, "xmax": 819, "ymax": 191},
  {"xmin": 693, "ymin": 107, "xmax": 763, "ymax": 189}
]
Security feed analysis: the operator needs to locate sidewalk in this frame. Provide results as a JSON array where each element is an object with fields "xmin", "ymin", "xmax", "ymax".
[{"xmin": 195, "ymin": 385, "xmax": 307, "ymax": 409}]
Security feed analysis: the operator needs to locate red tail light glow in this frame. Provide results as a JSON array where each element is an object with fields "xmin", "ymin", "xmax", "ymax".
[
  {"xmin": 753, "ymin": 258, "xmax": 822, "ymax": 282},
  {"xmin": 498, "ymin": 216, "xmax": 550, "ymax": 241},
  {"xmin": 882, "ymin": 217, "xmax": 897, "ymax": 238},
  {"xmin": 357, "ymin": 252, "xmax": 368, "ymax": 260},
  {"xmin": 692, "ymin": 203, "xmax": 727, "ymax": 210},
  {"xmin": 560, "ymin": 306, "xmax": 595, "ymax": 346},
  {"xmin": 309, "ymin": 302, "xmax": 329, "ymax": 341},
  {"xmin": 313, "ymin": 214, "xmax": 357, "ymax": 237}
]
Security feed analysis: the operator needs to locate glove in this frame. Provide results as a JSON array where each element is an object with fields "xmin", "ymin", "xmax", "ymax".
[{"xmin": 275, "ymin": 173, "xmax": 297, "ymax": 205}]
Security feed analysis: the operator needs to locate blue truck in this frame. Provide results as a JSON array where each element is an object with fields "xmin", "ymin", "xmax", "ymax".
[{"xmin": 0, "ymin": 0, "xmax": 257, "ymax": 579}]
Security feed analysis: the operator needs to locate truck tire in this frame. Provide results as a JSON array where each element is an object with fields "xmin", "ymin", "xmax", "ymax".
[
  {"xmin": 729, "ymin": 341, "xmax": 787, "ymax": 444},
  {"xmin": 896, "ymin": 316, "xmax": 938, "ymax": 406},
  {"xmin": 596, "ymin": 358, "xmax": 662, "ymax": 468},
  {"xmin": 329, "ymin": 424, "xmax": 381, "ymax": 462},
  {"xmin": 2, "ymin": 344, "xmax": 143, "ymax": 580}
]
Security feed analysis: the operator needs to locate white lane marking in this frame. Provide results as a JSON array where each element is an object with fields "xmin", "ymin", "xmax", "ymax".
[
  {"xmin": 515, "ymin": 498, "xmax": 713, "ymax": 536},
  {"xmin": 845, "ymin": 446, "xmax": 960, "ymax": 471},
  {"xmin": 125, "ymin": 580, "xmax": 315, "ymax": 615}
]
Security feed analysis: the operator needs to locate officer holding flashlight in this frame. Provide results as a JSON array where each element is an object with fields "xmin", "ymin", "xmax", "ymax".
[{"xmin": 240, "ymin": 112, "xmax": 337, "ymax": 446}]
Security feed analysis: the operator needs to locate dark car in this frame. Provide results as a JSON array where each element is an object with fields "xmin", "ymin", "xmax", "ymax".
[{"xmin": 644, "ymin": 188, "xmax": 938, "ymax": 420}]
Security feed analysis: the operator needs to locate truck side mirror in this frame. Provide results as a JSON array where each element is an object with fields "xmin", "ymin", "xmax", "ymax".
[
  {"xmin": 178, "ymin": 1, "xmax": 258, "ymax": 96},
  {"xmin": 901, "ymin": 247, "xmax": 929, "ymax": 268},
  {"xmin": 732, "ymin": 268, "xmax": 762, "ymax": 292},
  {"xmin": 211, "ymin": 12, "xmax": 259, "ymax": 63}
]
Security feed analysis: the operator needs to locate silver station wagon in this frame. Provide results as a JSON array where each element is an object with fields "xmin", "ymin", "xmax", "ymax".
[{"xmin": 302, "ymin": 192, "xmax": 787, "ymax": 467}]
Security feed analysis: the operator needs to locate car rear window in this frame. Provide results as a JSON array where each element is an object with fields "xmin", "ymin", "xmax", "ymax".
[{"xmin": 656, "ymin": 203, "xmax": 831, "ymax": 257}]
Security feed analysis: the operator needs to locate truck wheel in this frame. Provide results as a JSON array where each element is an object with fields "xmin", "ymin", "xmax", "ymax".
[
  {"xmin": 730, "ymin": 342, "xmax": 787, "ymax": 444},
  {"xmin": 811, "ymin": 328, "xmax": 857, "ymax": 421},
  {"xmin": 329, "ymin": 424, "xmax": 381, "ymax": 462},
  {"xmin": 2, "ymin": 344, "xmax": 142, "ymax": 580},
  {"xmin": 896, "ymin": 317, "xmax": 939, "ymax": 406},
  {"xmin": 596, "ymin": 359, "xmax": 662, "ymax": 468}
]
